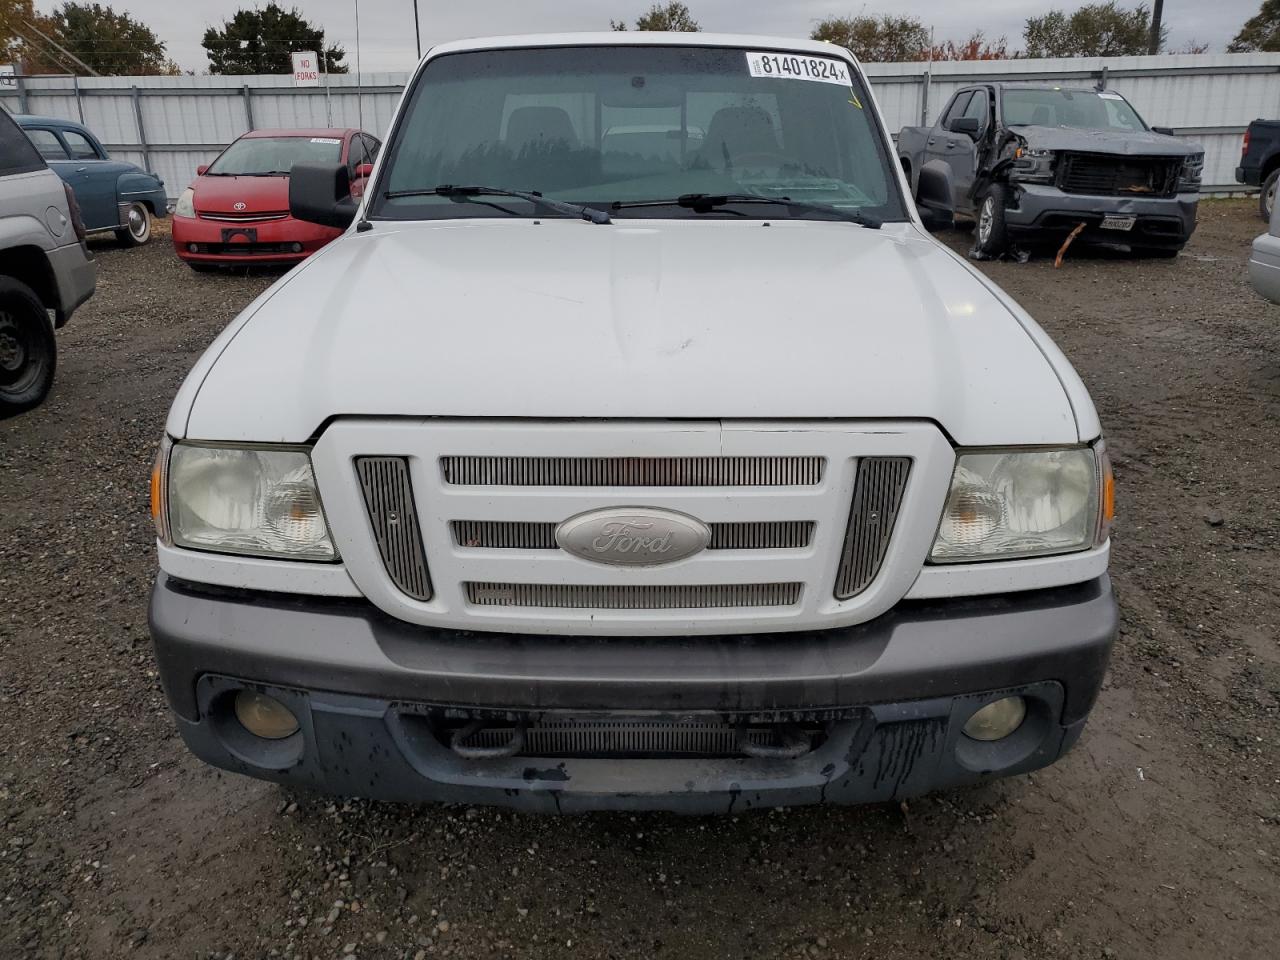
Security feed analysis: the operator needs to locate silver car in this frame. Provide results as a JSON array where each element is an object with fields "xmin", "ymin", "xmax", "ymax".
[
  {"xmin": 0, "ymin": 108, "xmax": 96, "ymax": 416},
  {"xmin": 1249, "ymin": 200, "xmax": 1280, "ymax": 303}
]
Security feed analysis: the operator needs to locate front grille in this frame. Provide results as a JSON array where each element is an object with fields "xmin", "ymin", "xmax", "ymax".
[
  {"xmin": 442, "ymin": 456, "xmax": 825, "ymax": 487},
  {"xmin": 465, "ymin": 582, "xmax": 802, "ymax": 609},
  {"xmin": 198, "ymin": 211, "xmax": 289, "ymax": 222},
  {"xmin": 1058, "ymin": 153, "xmax": 1179, "ymax": 198},
  {"xmin": 355, "ymin": 457, "xmax": 433, "ymax": 601},
  {"xmin": 452, "ymin": 519, "xmax": 814, "ymax": 550},
  {"xmin": 452, "ymin": 718, "xmax": 825, "ymax": 759},
  {"xmin": 834, "ymin": 457, "xmax": 911, "ymax": 600}
]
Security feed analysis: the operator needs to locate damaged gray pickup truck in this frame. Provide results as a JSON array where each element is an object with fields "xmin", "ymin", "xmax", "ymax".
[{"xmin": 898, "ymin": 84, "xmax": 1204, "ymax": 258}]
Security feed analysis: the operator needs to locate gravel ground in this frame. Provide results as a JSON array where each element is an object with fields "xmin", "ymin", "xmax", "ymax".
[{"xmin": 1, "ymin": 205, "xmax": 1277, "ymax": 960}]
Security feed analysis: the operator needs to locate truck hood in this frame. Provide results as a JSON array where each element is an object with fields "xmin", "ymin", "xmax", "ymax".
[
  {"xmin": 179, "ymin": 218, "xmax": 1085, "ymax": 446},
  {"xmin": 1007, "ymin": 124, "xmax": 1201, "ymax": 157}
]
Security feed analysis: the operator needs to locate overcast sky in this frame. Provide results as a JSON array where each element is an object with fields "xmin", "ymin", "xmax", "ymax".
[{"xmin": 40, "ymin": 1, "xmax": 1263, "ymax": 73}]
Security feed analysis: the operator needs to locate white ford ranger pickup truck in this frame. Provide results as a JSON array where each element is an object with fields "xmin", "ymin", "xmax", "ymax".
[{"xmin": 149, "ymin": 33, "xmax": 1117, "ymax": 813}]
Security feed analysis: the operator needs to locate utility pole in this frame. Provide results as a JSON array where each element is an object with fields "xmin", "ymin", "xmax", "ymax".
[
  {"xmin": 413, "ymin": 0, "xmax": 421, "ymax": 60},
  {"xmin": 1149, "ymin": 0, "xmax": 1164, "ymax": 55}
]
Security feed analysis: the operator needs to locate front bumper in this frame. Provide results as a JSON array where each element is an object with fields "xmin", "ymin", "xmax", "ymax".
[
  {"xmin": 171, "ymin": 213, "xmax": 339, "ymax": 266},
  {"xmin": 150, "ymin": 573, "xmax": 1117, "ymax": 812},
  {"xmin": 1250, "ymin": 231, "xmax": 1280, "ymax": 304},
  {"xmin": 1006, "ymin": 183, "xmax": 1199, "ymax": 249}
]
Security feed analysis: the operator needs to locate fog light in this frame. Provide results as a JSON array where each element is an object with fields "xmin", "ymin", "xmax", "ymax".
[
  {"xmin": 233, "ymin": 690, "xmax": 299, "ymax": 740},
  {"xmin": 963, "ymin": 696, "xmax": 1026, "ymax": 742},
  {"xmin": 290, "ymin": 242, "xmax": 303, "ymax": 253},
  {"xmin": 187, "ymin": 243, "xmax": 198, "ymax": 253}
]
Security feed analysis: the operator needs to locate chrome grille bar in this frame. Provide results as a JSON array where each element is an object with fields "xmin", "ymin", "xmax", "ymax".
[
  {"xmin": 441, "ymin": 456, "xmax": 825, "ymax": 487},
  {"xmin": 355, "ymin": 457, "xmax": 433, "ymax": 602},
  {"xmin": 452, "ymin": 520, "xmax": 814, "ymax": 550},
  {"xmin": 834, "ymin": 457, "xmax": 911, "ymax": 600},
  {"xmin": 466, "ymin": 582, "xmax": 802, "ymax": 609}
]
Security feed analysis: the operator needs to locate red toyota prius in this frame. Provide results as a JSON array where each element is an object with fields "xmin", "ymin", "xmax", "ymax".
[{"xmin": 172, "ymin": 128, "xmax": 379, "ymax": 270}]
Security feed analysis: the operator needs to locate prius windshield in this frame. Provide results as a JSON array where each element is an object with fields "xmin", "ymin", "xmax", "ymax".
[
  {"xmin": 207, "ymin": 136, "xmax": 343, "ymax": 176},
  {"xmin": 1002, "ymin": 89, "xmax": 1148, "ymax": 132},
  {"xmin": 372, "ymin": 45, "xmax": 906, "ymax": 222}
]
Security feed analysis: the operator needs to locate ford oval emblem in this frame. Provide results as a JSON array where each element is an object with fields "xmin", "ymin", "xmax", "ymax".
[
  {"xmin": 556, "ymin": 507, "xmax": 711, "ymax": 567},
  {"xmin": 233, "ymin": 201, "xmax": 246, "ymax": 211}
]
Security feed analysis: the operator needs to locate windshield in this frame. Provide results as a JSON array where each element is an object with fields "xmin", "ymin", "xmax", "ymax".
[
  {"xmin": 1002, "ymin": 89, "xmax": 1147, "ymax": 132},
  {"xmin": 372, "ymin": 45, "xmax": 906, "ymax": 222},
  {"xmin": 207, "ymin": 136, "xmax": 344, "ymax": 176}
]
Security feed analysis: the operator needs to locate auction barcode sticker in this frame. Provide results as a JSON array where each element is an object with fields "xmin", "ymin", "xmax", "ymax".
[{"xmin": 746, "ymin": 52, "xmax": 851, "ymax": 86}]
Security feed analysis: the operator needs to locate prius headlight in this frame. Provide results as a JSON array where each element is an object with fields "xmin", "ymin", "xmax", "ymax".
[
  {"xmin": 164, "ymin": 444, "xmax": 337, "ymax": 560},
  {"xmin": 931, "ymin": 448, "xmax": 1103, "ymax": 562},
  {"xmin": 175, "ymin": 187, "xmax": 195, "ymax": 218}
]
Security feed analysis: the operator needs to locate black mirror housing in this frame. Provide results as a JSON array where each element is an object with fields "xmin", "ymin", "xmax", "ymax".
[
  {"xmin": 916, "ymin": 160, "xmax": 955, "ymax": 232},
  {"xmin": 950, "ymin": 116, "xmax": 981, "ymax": 139},
  {"xmin": 289, "ymin": 162, "xmax": 358, "ymax": 228}
]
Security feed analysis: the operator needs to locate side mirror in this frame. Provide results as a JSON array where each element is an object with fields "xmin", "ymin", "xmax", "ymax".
[
  {"xmin": 1150, "ymin": 125, "xmax": 1177, "ymax": 137},
  {"xmin": 950, "ymin": 117, "xmax": 981, "ymax": 139},
  {"xmin": 916, "ymin": 160, "xmax": 955, "ymax": 232},
  {"xmin": 355, "ymin": 162, "xmax": 374, "ymax": 179},
  {"xmin": 289, "ymin": 161, "xmax": 357, "ymax": 229},
  {"xmin": 196, "ymin": 164, "xmax": 209, "ymax": 176}
]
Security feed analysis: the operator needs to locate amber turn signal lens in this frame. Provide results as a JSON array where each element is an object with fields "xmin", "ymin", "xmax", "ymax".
[
  {"xmin": 151, "ymin": 437, "xmax": 171, "ymax": 543},
  {"xmin": 1098, "ymin": 448, "xmax": 1115, "ymax": 545}
]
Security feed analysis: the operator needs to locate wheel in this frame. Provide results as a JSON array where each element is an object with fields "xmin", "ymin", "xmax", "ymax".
[
  {"xmin": 114, "ymin": 202, "xmax": 151, "ymax": 247},
  {"xmin": 0, "ymin": 277, "xmax": 56, "ymax": 417},
  {"xmin": 974, "ymin": 185, "xmax": 1010, "ymax": 257},
  {"xmin": 1261, "ymin": 169, "xmax": 1280, "ymax": 222}
]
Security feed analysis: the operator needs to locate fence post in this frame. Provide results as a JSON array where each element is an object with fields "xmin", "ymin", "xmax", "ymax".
[
  {"xmin": 15, "ymin": 73, "xmax": 28, "ymax": 114},
  {"xmin": 73, "ymin": 74, "xmax": 84, "ymax": 123},
  {"xmin": 242, "ymin": 84, "xmax": 255, "ymax": 131},
  {"xmin": 920, "ymin": 68, "xmax": 931, "ymax": 126},
  {"xmin": 131, "ymin": 85, "xmax": 151, "ymax": 173}
]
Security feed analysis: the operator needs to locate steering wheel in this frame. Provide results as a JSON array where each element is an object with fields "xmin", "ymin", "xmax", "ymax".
[{"xmin": 730, "ymin": 151, "xmax": 790, "ymax": 169}]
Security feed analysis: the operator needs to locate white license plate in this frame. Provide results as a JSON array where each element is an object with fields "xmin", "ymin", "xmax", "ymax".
[{"xmin": 1100, "ymin": 215, "xmax": 1136, "ymax": 232}]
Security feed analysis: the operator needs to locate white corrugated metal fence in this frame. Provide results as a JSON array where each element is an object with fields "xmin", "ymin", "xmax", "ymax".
[{"xmin": 2, "ymin": 52, "xmax": 1274, "ymax": 200}]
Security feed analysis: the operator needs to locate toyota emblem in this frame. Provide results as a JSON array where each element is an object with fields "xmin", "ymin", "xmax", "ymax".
[{"xmin": 233, "ymin": 201, "xmax": 246, "ymax": 211}]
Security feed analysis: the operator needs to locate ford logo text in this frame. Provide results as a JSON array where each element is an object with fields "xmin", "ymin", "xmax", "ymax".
[{"xmin": 556, "ymin": 508, "xmax": 711, "ymax": 567}]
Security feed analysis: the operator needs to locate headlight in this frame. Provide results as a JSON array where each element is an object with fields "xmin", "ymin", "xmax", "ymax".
[
  {"xmin": 1009, "ymin": 146, "xmax": 1056, "ymax": 184},
  {"xmin": 163, "ymin": 443, "xmax": 337, "ymax": 560},
  {"xmin": 1178, "ymin": 153, "xmax": 1204, "ymax": 192},
  {"xmin": 175, "ymin": 187, "xmax": 196, "ymax": 218},
  {"xmin": 931, "ymin": 447, "xmax": 1103, "ymax": 562}
]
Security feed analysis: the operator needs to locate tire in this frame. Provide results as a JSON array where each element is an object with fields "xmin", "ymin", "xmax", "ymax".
[
  {"xmin": 114, "ymin": 202, "xmax": 151, "ymax": 247},
  {"xmin": 975, "ymin": 185, "xmax": 1010, "ymax": 257},
  {"xmin": 1261, "ymin": 169, "xmax": 1280, "ymax": 222},
  {"xmin": 0, "ymin": 277, "xmax": 56, "ymax": 417}
]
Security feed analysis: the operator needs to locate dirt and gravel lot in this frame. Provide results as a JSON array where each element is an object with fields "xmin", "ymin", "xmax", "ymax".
[{"xmin": 1, "ymin": 204, "xmax": 1278, "ymax": 960}]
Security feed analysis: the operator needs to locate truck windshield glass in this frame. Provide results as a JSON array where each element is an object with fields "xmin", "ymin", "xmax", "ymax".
[
  {"xmin": 373, "ymin": 46, "xmax": 906, "ymax": 222},
  {"xmin": 1002, "ymin": 89, "xmax": 1146, "ymax": 132},
  {"xmin": 207, "ymin": 136, "xmax": 343, "ymax": 176}
]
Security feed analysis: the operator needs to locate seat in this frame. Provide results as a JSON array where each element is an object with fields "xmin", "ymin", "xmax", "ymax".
[
  {"xmin": 701, "ymin": 106, "xmax": 781, "ymax": 167},
  {"xmin": 1030, "ymin": 105, "xmax": 1054, "ymax": 126},
  {"xmin": 505, "ymin": 106, "xmax": 578, "ymax": 153}
]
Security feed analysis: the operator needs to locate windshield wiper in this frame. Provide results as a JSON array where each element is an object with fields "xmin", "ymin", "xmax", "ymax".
[
  {"xmin": 611, "ymin": 193, "xmax": 881, "ymax": 228},
  {"xmin": 384, "ymin": 185, "xmax": 611, "ymax": 224}
]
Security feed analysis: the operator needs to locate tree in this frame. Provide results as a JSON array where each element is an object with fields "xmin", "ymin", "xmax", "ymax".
[
  {"xmin": 928, "ymin": 31, "xmax": 1012, "ymax": 61},
  {"xmin": 1024, "ymin": 3, "xmax": 1166, "ymax": 57},
  {"xmin": 811, "ymin": 14, "xmax": 930, "ymax": 62},
  {"xmin": 611, "ymin": 3, "xmax": 700, "ymax": 32},
  {"xmin": 44, "ymin": 3, "xmax": 176, "ymax": 75},
  {"xmin": 1229, "ymin": 0, "xmax": 1280, "ymax": 51},
  {"xmin": 203, "ymin": 3, "xmax": 347, "ymax": 75}
]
